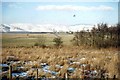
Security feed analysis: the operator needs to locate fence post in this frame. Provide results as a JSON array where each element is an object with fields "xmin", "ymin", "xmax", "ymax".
[
  {"xmin": 65, "ymin": 72, "xmax": 68, "ymax": 80},
  {"xmin": 36, "ymin": 68, "xmax": 38, "ymax": 80},
  {"xmin": 9, "ymin": 65, "xmax": 12, "ymax": 80},
  {"xmin": 113, "ymin": 75, "xmax": 116, "ymax": 79}
]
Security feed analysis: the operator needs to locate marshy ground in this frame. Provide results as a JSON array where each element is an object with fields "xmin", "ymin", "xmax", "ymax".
[{"xmin": 1, "ymin": 33, "xmax": 120, "ymax": 79}]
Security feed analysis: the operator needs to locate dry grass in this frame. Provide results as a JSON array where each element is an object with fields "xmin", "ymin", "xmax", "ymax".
[
  {"xmin": 1, "ymin": 46, "xmax": 119, "ymax": 78},
  {"xmin": 1, "ymin": 33, "xmax": 119, "ymax": 78}
]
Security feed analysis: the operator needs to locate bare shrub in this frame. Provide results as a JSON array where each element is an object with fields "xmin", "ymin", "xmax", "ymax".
[{"xmin": 53, "ymin": 37, "xmax": 63, "ymax": 48}]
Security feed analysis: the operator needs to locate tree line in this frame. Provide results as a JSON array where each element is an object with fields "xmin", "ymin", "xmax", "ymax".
[
  {"xmin": 34, "ymin": 23, "xmax": 120, "ymax": 49},
  {"xmin": 72, "ymin": 23, "xmax": 120, "ymax": 48}
]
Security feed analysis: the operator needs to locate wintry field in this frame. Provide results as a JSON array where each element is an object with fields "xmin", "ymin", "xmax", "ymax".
[
  {"xmin": 2, "ymin": 0, "xmax": 120, "ymax": 79},
  {"xmin": 2, "ymin": 33, "xmax": 74, "ymax": 47},
  {"xmin": 1, "ymin": 33, "xmax": 120, "ymax": 79}
]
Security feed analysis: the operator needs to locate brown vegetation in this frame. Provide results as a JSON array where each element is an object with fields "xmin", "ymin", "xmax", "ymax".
[
  {"xmin": 1, "ymin": 23, "xmax": 120, "ymax": 79},
  {"xmin": 1, "ymin": 46, "xmax": 119, "ymax": 78}
]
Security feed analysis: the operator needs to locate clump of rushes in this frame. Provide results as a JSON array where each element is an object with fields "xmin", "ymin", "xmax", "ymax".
[
  {"xmin": 34, "ymin": 36, "xmax": 46, "ymax": 48},
  {"xmin": 53, "ymin": 37, "xmax": 63, "ymax": 48}
]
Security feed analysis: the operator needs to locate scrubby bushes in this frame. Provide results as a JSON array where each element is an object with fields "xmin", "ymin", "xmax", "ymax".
[
  {"xmin": 72, "ymin": 23, "xmax": 120, "ymax": 48},
  {"xmin": 53, "ymin": 37, "xmax": 63, "ymax": 47}
]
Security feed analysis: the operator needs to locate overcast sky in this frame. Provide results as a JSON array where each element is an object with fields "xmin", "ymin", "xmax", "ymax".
[{"xmin": 1, "ymin": 0, "xmax": 119, "ymax": 25}]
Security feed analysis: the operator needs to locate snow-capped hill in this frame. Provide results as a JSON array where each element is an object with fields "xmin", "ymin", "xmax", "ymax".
[
  {"xmin": 69, "ymin": 24, "xmax": 94, "ymax": 32},
  {"xmin": 1, "ymin": 23, "xmax": 95, "ymax": 33},
  {"xmin": 1, "ymin": 24, "xmax": 28, "ymax": 32},
  {"xmin": 0, "ymin": 24, "xmax": 10, "ymax": 32},
  {"xmin": 10, "ymin": 23, "xmax": 69, "ymax": 32}
]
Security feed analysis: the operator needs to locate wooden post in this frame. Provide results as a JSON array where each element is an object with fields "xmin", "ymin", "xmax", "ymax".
[
  {"xmin": 81, "ymin": 65, "xmax": 85, "ymax": 80},
  {"xmin": 36, "ymin": 68, "xmax": 38, "ymax": 80},
  {"xmin": 113, "ymin": 75, "xmax": 116, "ymax": 79},
  {"xmin": 65, "ymin": 73, "xmax": 68, "ymax": 80},
  {"xmin": 9, "ymin": 65, "xmax": 12, "ymax": 80}
]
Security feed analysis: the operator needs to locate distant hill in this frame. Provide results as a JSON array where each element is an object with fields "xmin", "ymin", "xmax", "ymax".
[
  {"xmin": 0, "ymin": 24, "xmax": 28, "ymax": 32},
  {"xmin": 0, "ymin": 23, "xmax": 94, "ymax": 33}
]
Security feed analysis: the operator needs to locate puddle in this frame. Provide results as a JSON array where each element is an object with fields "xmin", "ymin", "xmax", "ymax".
[
  {"xmin": 0, "ymin": 61, "xmax": 106, "ymax": 79},
  {"xmin": 42, "ymin": 67, "xmax": 58, "ymax": 76},
  {"xmin": 0, "ymin": 64, "xmax": 9, "ymax": 72},
  {"xmin": 0, "ymin": 64, "xmax": 9, "ymax": 67},
  {"xmin": 50, "ymin": 71, "xmax": 58, "ymax": 75},
  {"xmin": 40, "ymin": 63, "xmax": 58, "ymax": 76},
  {"xmin": 67, "ymin": 68, "xmax": 75, "ymax": 73},
  {"xmin": 12, "ymin": 71, "xmax": 28, "ymax": 77},
  {"xmin": 41, "ymin": 63, "xmax": 50, "ymax": 73}
]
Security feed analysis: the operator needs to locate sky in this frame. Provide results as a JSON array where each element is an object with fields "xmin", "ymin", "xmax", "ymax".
[
  {"xmin": 1, "ymin": 0, "xmax": 119, "ymax": 2},
  {"xmin": 1, "ymin": 1, "xmax": 119, "ymax": 25}
]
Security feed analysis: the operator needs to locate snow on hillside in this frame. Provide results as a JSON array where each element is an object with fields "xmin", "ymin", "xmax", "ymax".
[
  {"xmin": 0, "ymin": 24, "xmax": 27, "ymax": 32},
  {"xmin": 1, "ymin": 23, "xmax": 95, "ymax": 32}
]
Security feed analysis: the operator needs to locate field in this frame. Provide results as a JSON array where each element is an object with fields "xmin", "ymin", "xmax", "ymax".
[
  {"xmin": 1, "ymin": 33, "xmax": 120, "ymax": 79},
  {"xmin": 2, "ymin": 33, "xmax": 74, "ymax": 47}
]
